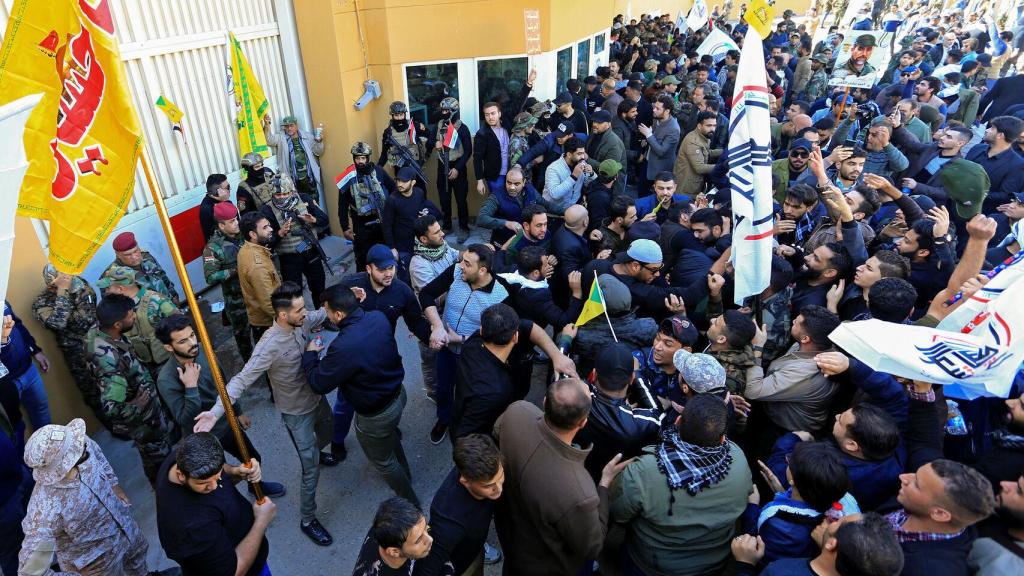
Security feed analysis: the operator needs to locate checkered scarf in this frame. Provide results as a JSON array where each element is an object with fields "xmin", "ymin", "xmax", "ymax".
[{"xmin": 655, "ymin": 425, "xmax": 732, "ymax": 497}]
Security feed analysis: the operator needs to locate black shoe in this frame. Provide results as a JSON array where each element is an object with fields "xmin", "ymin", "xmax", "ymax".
[
  {"xmin": 248, "ymin": 481, "xmax": 286, "ymax": 498},
  {"xmin": 300, "ymin": 518, "xmax": 333, "ymax": 546},
  {"xmin": 331, "ymin": 442, "xmax": 348, "ymax": 461},
  {"xmin": 429, "ymin": 421, "xmax": 448, "ymax": 445},
  {"xmin": 319, "ymin": 451, "xmax": 340, "ymax": 467}
]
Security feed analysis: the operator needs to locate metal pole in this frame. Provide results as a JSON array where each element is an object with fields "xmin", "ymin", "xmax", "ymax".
[{"xmin": 139, "ymin": 152, "xmax": 264, "ymax": 502}]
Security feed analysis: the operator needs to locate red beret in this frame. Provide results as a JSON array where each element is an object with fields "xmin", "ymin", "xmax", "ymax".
[
  {"xmin": 112, "ymin": 232, "xmax": 137, "ymax": 252},
  {"xmin": 213, "ymin": 201, "xmax": 239, "ymax": 222}
]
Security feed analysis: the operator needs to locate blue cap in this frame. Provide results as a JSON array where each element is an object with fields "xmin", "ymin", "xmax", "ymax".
[
  {"xmin": 790, "ymin": 138, "xmax": 813, "ymax": 151},
  {"xmin": 901, "ymin": 64, "xmax": 918, "ymax": 75},
  {"xmin": 366, "ymin": 244, "xmax": 396, "ymax": 269},
  {"xmin": 396, "ymin": 166, "xmax": 417, "ymax": 182},
  {"xmin": 625, "ymin": 239, "xmax": 662, "ymax": 264}
]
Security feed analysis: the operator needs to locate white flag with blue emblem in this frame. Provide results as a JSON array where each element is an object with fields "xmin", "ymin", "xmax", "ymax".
[
  {"xmin": 727, "ymin": 27, "xmax": 774, "ymax": 305},
  {"xmin": 687, "ymin": 0, "xmax": 710, "ymax": 31}
]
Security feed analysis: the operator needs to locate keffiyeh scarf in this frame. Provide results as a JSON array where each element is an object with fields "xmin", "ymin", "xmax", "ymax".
[
  {"xmin": 656, "ymin": 425, "xmax": 733, "ymax": 498},
  {"xmin": 413, "ymin": 237, "xmax": 450, "ymax": 262}
]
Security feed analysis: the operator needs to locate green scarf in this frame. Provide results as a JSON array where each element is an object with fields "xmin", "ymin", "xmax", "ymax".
[{"xmin": 413, "ymin": 238, "xmax": 450, "ymax": 261}]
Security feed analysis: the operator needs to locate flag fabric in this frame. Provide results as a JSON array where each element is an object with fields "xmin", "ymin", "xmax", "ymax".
[
  {"xmin": 743, "ymin": 0, "xmax": 775, "ymax": 39},
  {"xmin": 0, "ymin": 0, "xmax": 143, "ymax": 274},
  {"xmin": 442, "ymin": 122, "xmax": 459, "ymax": 149},
  {"xmin": 228, "ymin": 32, "xmax": 270, "ymax": 157},
  {"xmin": 676, "ymin": 11, "xmax": 686, "ymax": 32},
  {"xmin": 576, "ymin": 275, "xmax": 607, "ymax": 327},
  {"xmin": 155, "ymin": 95, "xmax": 184, "ymax": 124},
  {"xmin": 937, "ymin": 251, "xmax": 1024, "ymax": 335},
  {"xmin": 0, "ymin": 94, "xmax": 43, "ymax": 308},
  {"xmin": 687, "ymin": 0, "xmax": 710, "ymax": 32},
  {"xmin": 335, "ymin": 164, "xmax": 357, "ymax": 190},
  {"xmin": 726, "ymin": 27, "xmax": 775, "ymax": 305},
  {"xmin": 697, "ymin": 28, "xmax": 740, "ymax": 63},
  {"xmin": 830, "ymin": 277, "xmax": 1024, "ymax": 399}
]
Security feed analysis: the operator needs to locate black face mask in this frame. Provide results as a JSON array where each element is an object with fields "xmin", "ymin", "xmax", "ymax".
[
  {"xmin": 391, "ymin": 118, "xmax": 409, "ymax": 132},
  {"xmin": 440, "ymin": 111, "xmax": 451, "ymax": 120},
  {"xmin": 355, "ymin": 162, "xmax": 374, "ymax": 175}
]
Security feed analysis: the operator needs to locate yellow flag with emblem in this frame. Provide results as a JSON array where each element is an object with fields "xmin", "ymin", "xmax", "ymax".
[
  {"xmin": 743, "ymin": 0, "xmax": 775, "ymax": 40},
  {"xmin": 155, "ymin": 95, "xmax": 184, "ymax": 125},
  {"xmin": 575, "ymin": 273, "xmax": 607, "ymax": 327},
  {"xmin": 228, "ymin": 32, "xmax": 270, "ymax": 157},
  {"xmin": 0, "ymin": 0, "xmax": 143, "ymax": 274}
]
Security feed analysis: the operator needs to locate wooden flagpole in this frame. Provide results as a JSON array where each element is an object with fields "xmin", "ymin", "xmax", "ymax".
[{"xmin": 139, "ymin": 152, "xmax": 263, "ymax": 502}]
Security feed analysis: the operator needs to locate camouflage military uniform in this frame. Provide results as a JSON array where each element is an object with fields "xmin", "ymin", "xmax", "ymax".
[
  {"xmin": 203, "ymin": 230, "xmax": 253, "ymax": 360},
  {"xmin": 31, "ymin": 283, "xmax": 102, "ymax": 418},
  {"xmin": 85, "ymin": 325, "xmax": 173, "ymax": 482},
  {"xmin": 803, "ymin": 69, "xmax": 830, "ymax": 102},
  {"xmin": 103, "ymin": 251, "xmax": 181, "ymax": 307},
  {"xmin": 762, "ymin": 286, "xmax": 793, "ymax": 363}
]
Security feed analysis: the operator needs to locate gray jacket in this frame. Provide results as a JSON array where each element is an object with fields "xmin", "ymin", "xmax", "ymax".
[
  {"xmin": 644, "ymin": 116, "xmax": 681, "ymax": 179},
  {"xmin": 574, "ymin": 312, "xmax": 657, "ymax": 377}
]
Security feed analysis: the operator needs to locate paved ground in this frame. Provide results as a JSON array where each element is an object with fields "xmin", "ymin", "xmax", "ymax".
[{"xmin": 95, "ymin": 227, "xmax": 522, "ymax": 575}]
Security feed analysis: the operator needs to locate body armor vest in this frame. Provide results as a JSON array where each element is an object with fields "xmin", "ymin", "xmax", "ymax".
[
  {"xmin": 387, "ymin": 126, "xmax": 422, "ymax": 167},
  {"xmin": 437, "ymin": 119, "xmax": 464, "ymax": 162}
]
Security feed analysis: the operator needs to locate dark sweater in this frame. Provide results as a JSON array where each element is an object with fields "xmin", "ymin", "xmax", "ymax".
[
  {"xmin": 412, "ymin": 468, "xmax": 496, "ymax": 576},
  {"xmin": 302, "ymin": 308, "xmax": 404, "ymax": 414},
  {"xmin": 336, "ymin": 272, "xmax": 431, "ymax": 343},
  {"xmin": 382, "ymin": 187, "xmax": 440, "ymax": 253}
]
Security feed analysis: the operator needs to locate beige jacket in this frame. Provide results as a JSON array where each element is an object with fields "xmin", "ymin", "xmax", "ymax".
[
  {"xmin": 744, "ymin": 343, "xmax": 838, "ymax": 433},
  {"xmin": 237, "ymin": 241, "xmax": 280, "ymax": 327},
  {"xmin": 673, "ymin": 129, "xmax": 720, "ymax": 196}
]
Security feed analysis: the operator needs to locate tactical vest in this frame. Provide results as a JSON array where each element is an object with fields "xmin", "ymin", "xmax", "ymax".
[
  {"xmin": 437, "ymin": 120, "xmax": 464, "ymax": 162},
  {"xmin": 269, "ymin": 199, "xmax": 311, "ymax": 254},
  {"xmin": 351, "ymin": 171, "xmax": 387, "ymax": 222},
  {"xmin": 239, "ymin": 175, "xmax": 276, "ymax": 211},
  {"xmin": 125, "ymin": 290, "xmax": 169, "ymax": 366},
  {"xmin": 387, "ymin": 126, "xmax": 422, "ymax": 167}
]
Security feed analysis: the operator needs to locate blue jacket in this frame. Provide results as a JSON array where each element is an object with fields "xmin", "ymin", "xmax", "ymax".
[
  {"xmin": 742, "ymin": 493, "xmax": 823, "ymax": 565},
  {"xmin": 635, "ymin": 193, "xmax": 691, "ymax": 220},
  {"xmin": 0, "ymin": 302, "xmax": 40, "ymax": 383},
  {"xmin": 302, "ymin": 308, "xmax": 404, "ymax": 414}
]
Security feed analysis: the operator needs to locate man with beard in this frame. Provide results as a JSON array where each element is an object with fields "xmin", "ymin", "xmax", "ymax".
[
  {"xmin": 595, "ymin": 194, "xmax": 638, "ymax": 256},
  {"xmin": 155, "ymin": 314, "xmax": 285, "ymax": 497},
  {"xmin": 428, "ymin": 97, "xmax": 474, "ymax": 240},
  {"xmin": 635, "ymin": 173, "xmax": 689, "ymax": 222},
  {"xmin": 833, "ymin": 34, "xmax": 878, "ymax": 82},
  {"xmin": 339, "ymin": 141, "xmax": 398, "ymax": 270},
  {"xmin": 236, "ymin": 152, "xmax": 276, "ymax": 214},
  {"xmin": 637, "ymin": 95, "xmax": 681, "ymax": 197},
  {"xmin": 504, "ymin": 204, "xmax": 552, "ymax": 263},
  {"xmin": 800, "ymin": 146, "xmax": 866, "ymax": 192},
  {"xmin": 890, "ymin": 119, "xmax": 973, "ymax": 204},
  {"xmin": 771, "ymin": 139, "xmax": 812, "ymax": 203},
  {"xmin": 550, "ymin": 91, "xmax": 589, "ymax": 135},
  {"xmin": 789, "ymin": 240, "xmax": 855, "ymax": 312},
  {"xmin": 409, "ymin": 215, "xmax": 460, "ymax": 404},
  {"xmin": 263, "ymin": 114, "xmax": 325, "ymax": 198},
  {"xmin": 237, "ymin": 212, "xmax": 282, "ymax": 342},
  {"xmin": 379, "ymin": 101, "xmax": 427, "ymax": 179},
  {"xmin": 260, "ymin": 175, "xmax": 330, "ymax": 305},
  {"xmin": 382, "ymin": 166, "xmax": 441, "ymax": 279},
  {"xmin": 965, "ymin": 116, "xmax": 1024, "ymax": 214},
  {"xmin": 801, "ymin": 55, "xmax": 829, "ymax": 102},
  {"xmin": 199, "ymin": 173, "xmax": 231, "ymax": 241},
  {"xmin": 585, "ymin": 110, "xmax": 626, "ymax": 195},
  {"xmin": 203, "ymin": 202, "xmax": 254, "ymax": 360},
  {"xmin": 969, "ymin": 474, "xmax": 1024, "ymax": 573},
  {"xmin": 911, "ymin": 76, "xmax": 947, "ymax": 123},
  {"xmin": 543, "ymin": 136, "xmax": 595, "ymax": 214},
  {"xmin": 674, "ymin": 111, "xmax": 721, "ymax": 196},
  {"xmin": 690, "ymin": 208, "xmax": 727, "ymax": 256}
]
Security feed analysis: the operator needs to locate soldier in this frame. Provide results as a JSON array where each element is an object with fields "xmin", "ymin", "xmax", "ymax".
[
  {"xmin": 378, "ymin": 100, "xmax": 427, "ymax": 178},
  {"xmin": 428, "ymin": 96, "xmax": 474, "ymax": 240},
  {"xmin": 86, "ymin": 294, "xmax": 174, "ymax": 483},
  {"xmin": 31, "ymin": 265, "xmax": 103, "ymax": 424},
  {"xmin": 338, "ymin": 141, "xmax": 398, "ymax": 269},
  {"xmin": 236, "ymin": 152, "xmax": 277, "ymax": 214},
  {"xmin": 260, "ymin": 175, "xmax": 331, "ymax": 306},
  {"xmin": 803, "ymin": 54, "xmax": 831, "ymax": 102},
  {"xmin": 96, "ymin": 266, "xmax": 180, "ymax": 381},
  {"xmin": 833, "ymin": 34, "xmax": 878, "ymax": 83},
  {"xmin": 203, "ymin": 201, "xmax": 253, "ymax": 360},
  {"xmin": 263, "ymin": 114, "xmax": 325, "ymax": 198},
  {"xmin": 104, "ymin": 231, "xmax": 182, "ymax": 308}
]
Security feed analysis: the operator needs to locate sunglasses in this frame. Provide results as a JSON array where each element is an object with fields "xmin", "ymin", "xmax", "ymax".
[
  {"xmin": 789, "ymin": 150, "xmax": 810, "ymax": 158},
  {"xmin": 642, "ymin": 263, "xmax": 663, "ymax": 273}
]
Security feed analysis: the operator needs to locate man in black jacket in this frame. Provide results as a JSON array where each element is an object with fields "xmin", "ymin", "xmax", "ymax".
[
  {"xmin": 382, "ymin": 167, "xmax": 441, "ymax": 280},
  {"xmin": 259, "ymin": 177, "xmax": 331, "ymax": 305},
  {"xmin": 199, "ymin": 173, "xmax": 231, "ymax": 241},
  {"xmin": 500, "ymin": 246, "xmax": 583, "ymax": 337},
  {"xmin": 427, "ymin": 97, "xmax": 474, "ymax": 240},
  {"xmin": 550, "ymin": 205, "xmax": 592, "ymax": 307},
  {"xmin": 302, "ymin": 285, "xmax": 418, "ymax": 506},
  {"xmin": 474, "ymin": 70, "xmax": 536, "ymax": 197}
]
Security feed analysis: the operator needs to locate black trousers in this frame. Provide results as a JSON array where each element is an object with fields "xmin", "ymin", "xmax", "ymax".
[
  {"xmin": 279, "ymin": 249, "xmax": 327, "ymax": 305},
  {"xmin": 352, "ymin": 222, "xmax": 385, "ymax": 270},
  {"xmin": 436, "ymin": 160, "xmax": 469, "ymax": 231}
]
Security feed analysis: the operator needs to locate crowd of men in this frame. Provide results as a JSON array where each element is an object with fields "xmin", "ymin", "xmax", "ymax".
[{"xmin": 2, "ymin": 2, "xmax": 1024, "ymax": 575}]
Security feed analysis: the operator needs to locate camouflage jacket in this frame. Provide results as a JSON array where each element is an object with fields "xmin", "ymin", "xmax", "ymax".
[
  {"xmin": 707, "ymin": 347, "xmax": 758, "ymax": 396},
  {"xmin": 103, "ymin": 252, "xmax": 179, "ymax": 305},
  {"xmin": 202, "ymin": 231, "xmax": 244, "ymax": 301},
  {"xmin": 124, "ymin": 288, "xmax": 180, "ymax": 366},
  {"xmin": 31, "ymin": 285, "xmax": 98, "ymax": 346},
  {"xmin": 86, "ymin": 325, "xmax": 166, "ymax": 437},
  {"xmin": 803, "ymin": 69, "xmax": 829, "ymax": 102}
]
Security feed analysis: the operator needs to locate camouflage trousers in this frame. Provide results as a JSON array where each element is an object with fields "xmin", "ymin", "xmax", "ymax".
[
  {"xmin": 130, "ymin": 404, "xmax": 175, "ymax": 484},
  {"xmin": 57, "ymin": 341, "xmax": 105, "ymax": 420},
  {"xmin": 224, "ymin": 298, "xmax": 253, "ymax": 361}
]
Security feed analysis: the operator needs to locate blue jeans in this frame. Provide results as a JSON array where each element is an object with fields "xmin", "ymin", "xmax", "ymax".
[
  {"xmin": 435, "ymin": 347, "xmax": 459, "ymax": 425},
  {"xmin": 332, "ymin": 391, "xmax": 355, "ymax": 445},
  {"xmin": 259, "ymin": 564, "xmax": 272, "ymax": 576},
  {"xmin": 0, "ymin": 458, "xmax": 32, "ymax": 576},
  {"xmin": 14, "ymin": 365, "xmax": 50, "ymax": 429}
]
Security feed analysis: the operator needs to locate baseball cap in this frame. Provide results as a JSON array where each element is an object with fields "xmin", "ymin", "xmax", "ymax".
[
  {"xmin": 939, "ymin": 159, "xmax": 989, "ymax": 219},
  {"xmin": 553, "ymin": 122, "xmax": 572, "ymax": 138},
  {"xmin": 660, "ymin": 314, "xmax": 699, "ymax": 347},
  {"xmin": 396, "ymin": 166, "xmax": 417, "ymax": 182},
  {"xmin": 594, "ymin": 342, "xmax": 636, "ymax": 388},
  {"xmin": 554, "ymin": 91, "xmax": 573, "ymax": 105},
  {"xmin": 280, "ymin": 115, "xmax": 298, "ymax": 126},
  {"xmin": 597, "ymin": 274, "xmax": 632, "ymax": 315},
  {"xmin": 625, "ymin": 239, "xmax": 662, "ymax": 264},
  {"xmin": 661, "ymin": 75, "xmax": 681, "ymax": 85},
  {"xmin": 95, "ymin": 265, "xmax": 136, "ymax": 289},
  {"xmin": 673, "ymin": 349, "xmax": 727, "ymax": 394},
  {"xmin": 592, "ymin": 109, "xmax": 613, "ymax": 123},
  {"xmin": 598, "ymin": 159, "xmax": 623, "ymax": 178},
  {"xmin": 812, "ymin": 54, "xmax": 829, "ymax": 64},
  {"xmin": 790, "ymin": 138, "xmax": 812, "ymax": 152},
  {"xmin": 366, "ymin": 244, "xmax": 397, "ymax": 269},
  {"xmin": 901, "ymin": 64, "xmax": 919, "ymax": 75},
  {"xmin": 854, "ymin": 34, "xmax": 877, "ymax": 48},
  {"xmin": 213, "ymin": 201, "xmax": 239, "ymax": 222},
  {"xmin": 111, "ymin": 231, "xmax": 138, "ymax": 252}
]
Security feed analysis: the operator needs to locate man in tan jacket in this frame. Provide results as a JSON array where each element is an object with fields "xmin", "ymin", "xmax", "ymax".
[
  {"xmin": 673, "ymin": 111, "xmax": 722, "ymax": 196},
  {"xmin": 237, "ymin": 211, "xmax": 282, "ymax": 342}
]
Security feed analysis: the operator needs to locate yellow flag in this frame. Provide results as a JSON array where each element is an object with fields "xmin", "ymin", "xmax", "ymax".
[
  {"xmin": 743, "ymin": 0, "xmax": 775, "ymax": 40},
  {"xmin": 575, "ymin": 275, "xmax": 607, "ymax": 327},
  {"xmin": 0, "ymin": 0, "xmax": 143, "ymax": 274},
  {"xmin": 229, "ymin": 32, "xmax": 270, "ymax": 157},
  {"xmin": 155, "ymin": 95, "xmax": 184, "ymax": 124}
]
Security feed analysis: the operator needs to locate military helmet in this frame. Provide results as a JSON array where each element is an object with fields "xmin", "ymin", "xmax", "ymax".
[
  {"xmin": 240, "ymin": 152, "xmax": 264, "ymax": 169},
  {"xmin": 440, "ymin": 97, "xmax": 459, "ymax": 113},
  {"xmin": 388, "ymin": 101, "xmax": 408, "ymax": 115},
  {"xmin": 351, "ymin": 141, "xmax": 373, "ymax": 158}
]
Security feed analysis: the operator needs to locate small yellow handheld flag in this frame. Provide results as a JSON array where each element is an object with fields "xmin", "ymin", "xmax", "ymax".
[
  {"xmin": 155, "ymin": 95, "xmax": 184, "ymax": 124},
  {"xmin": 576, "ymin": 274, "xmax": 607, "ymax": 327},
  {"xmin": 743, "ymin": 0, "xmax": 775, "ymax": 40}
]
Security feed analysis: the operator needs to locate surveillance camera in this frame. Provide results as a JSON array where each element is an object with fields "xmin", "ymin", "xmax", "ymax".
[{"xmin": 354, "ymin": 80, "xmax": 381, "ymax": 111}]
